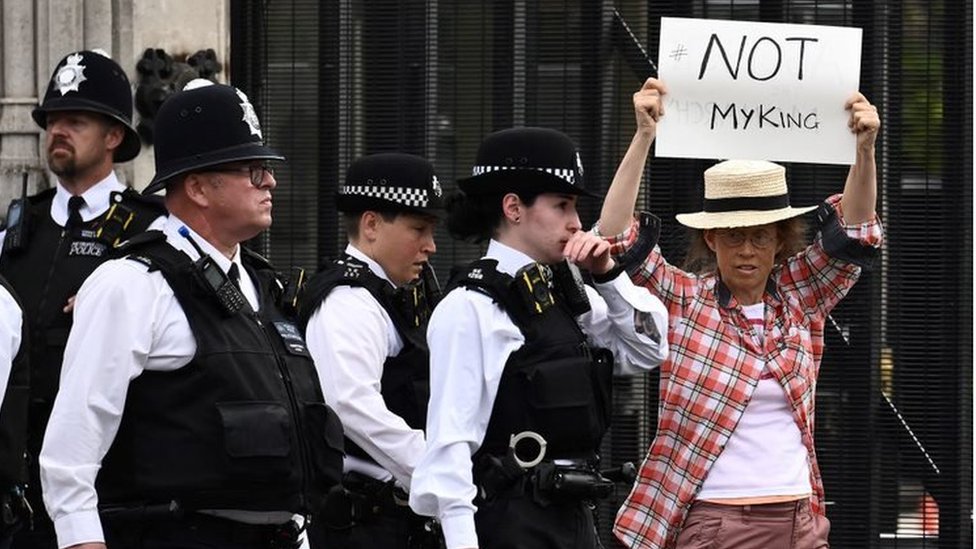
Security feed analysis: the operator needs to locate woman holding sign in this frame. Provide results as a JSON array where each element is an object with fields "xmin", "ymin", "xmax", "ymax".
[{"xmin": 596, "ymin": 78, "xmax": 883, "ymax": 549}]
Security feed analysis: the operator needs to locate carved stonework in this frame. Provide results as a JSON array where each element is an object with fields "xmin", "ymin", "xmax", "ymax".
[{"xmin": 134, "ymin": 48, "xmax": 223, "ymax": 145}]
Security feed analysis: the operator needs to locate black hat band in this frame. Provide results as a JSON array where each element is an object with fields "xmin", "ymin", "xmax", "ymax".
[
  {"xmin": 703, "ymin": 193, "xmax": 791, "ymax": 213},
  {"xmin": 472, "ymin": 165, "xmax": 577, "ymax": 186},
  {"xmin": 339, "ymin": 185, "xmax": 433, "ymax": 208}
]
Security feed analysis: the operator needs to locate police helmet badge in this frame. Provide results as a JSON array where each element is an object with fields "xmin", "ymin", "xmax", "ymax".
[
  {"xmin": 236, "ymin": 88, "xmax": 262, "ymax": 138},
  {"xmin": 55, "ymin": 53, "xmax": 87, "ymax": 95}
]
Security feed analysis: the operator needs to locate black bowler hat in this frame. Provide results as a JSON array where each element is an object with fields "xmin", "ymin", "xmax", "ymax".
[
  {"xmin": 457, "ymin": 127, "xmax": 596, "ymax": 198},
  {"xmin": 143, "ymin": 80, "xmax": 284, "ymax": 194},
  {"xmin": 337, "ymin": 153, "xmax": 443, "ymax": 217},
  {"xmin": 33, "ymin": 50, "xmax": 141, "ymax": 162}
]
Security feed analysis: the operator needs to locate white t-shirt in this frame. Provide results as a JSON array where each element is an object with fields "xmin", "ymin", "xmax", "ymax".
[{"xmin": 696, "ymin": 302, "xmax": 812, "ymax": 500}]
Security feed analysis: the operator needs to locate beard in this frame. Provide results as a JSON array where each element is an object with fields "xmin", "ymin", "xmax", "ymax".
[{"xmin": 48, "ymin": 154, "xmax": 77, "ymax": 179}]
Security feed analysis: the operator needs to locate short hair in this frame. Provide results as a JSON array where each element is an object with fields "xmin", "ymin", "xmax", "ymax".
[
  {"xmin": 343, "ymin": 210, "xmax": 400, "ymax": 239},
  {"xmin": 681, "ymin": 216, "xmax": 809, "ymax": 274}
]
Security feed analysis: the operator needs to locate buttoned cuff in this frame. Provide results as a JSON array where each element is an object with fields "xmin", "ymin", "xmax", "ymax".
[
  {"xmin": 54, "ymin": 509, "xmax": 104, "ymax": 549},
  {"xmin": 440, "ymin": 510, "xmax": 479, "ymax": 549}
]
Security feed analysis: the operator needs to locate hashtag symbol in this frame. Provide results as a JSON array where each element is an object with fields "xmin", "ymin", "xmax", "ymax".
[{"xmin": 669, "ymin": 44, "xmax": 688, "ymax": 62}]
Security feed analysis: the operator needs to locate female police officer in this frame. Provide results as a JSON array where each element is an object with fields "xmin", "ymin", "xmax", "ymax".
[{"xmin": 409, "ymin": 127, "xmax": 668, "ymax": 549}]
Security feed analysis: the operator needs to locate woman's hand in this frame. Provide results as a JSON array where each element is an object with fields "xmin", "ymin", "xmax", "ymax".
[
  {"xmin": 634, "ymin": 78, "xmax": 667, "ymax": 140},
  {"xmin": 845, "ymin": 92, "xmax": 880, "ymax": 153},
  {"xmin": 564, "ymin": 231, "xmax": 614, "ymax": 275}
]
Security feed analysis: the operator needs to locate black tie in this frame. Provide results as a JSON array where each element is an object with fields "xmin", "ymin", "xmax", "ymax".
[
  {"xmin": 228, "ymin": 263, "xmax": 242, "ymax": 290},
  {"xmin": 66, "ymin": 196, "xmax": 85, "ymax": 229}
]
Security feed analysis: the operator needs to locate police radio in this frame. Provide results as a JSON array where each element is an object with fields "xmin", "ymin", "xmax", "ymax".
[
  {"xmin": 178, "ymin": 227, "xmax": 248, "ymax": 316},
  {"xmin": 550, "ymin": 259, "xmax": 591, "ymax": 317},
  {"xmin": 3, "ymin": 172, "xmax": 31, "ymax": 253}
]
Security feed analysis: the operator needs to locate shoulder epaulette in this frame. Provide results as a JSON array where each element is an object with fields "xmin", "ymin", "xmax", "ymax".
[{"xmin": 115, "ymin": 230, "xmax": 167, "ymax": 256}]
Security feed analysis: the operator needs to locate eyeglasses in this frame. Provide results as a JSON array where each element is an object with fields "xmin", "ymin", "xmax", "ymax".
[
  {"xmin": 209, "ymin": 164, "xmax": 276, "ymax": 187},
  {"xmin": 715, "ymin": 228, "xmax": 776, "ymax": 249}
]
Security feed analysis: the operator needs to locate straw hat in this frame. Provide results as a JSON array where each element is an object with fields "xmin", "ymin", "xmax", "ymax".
[{"xmin": 675, "ymin": 159, "xmax": 817, "ymax": 229}]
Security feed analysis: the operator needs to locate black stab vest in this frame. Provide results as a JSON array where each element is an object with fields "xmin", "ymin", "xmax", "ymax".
[
  {"xmin": 451, "ymin": 259, "xmax": 614, "ymax": 462},
  {"xmin": 298, "ymin": 255, "xmax": 432, "ymax": 464},
  {"xmin": 96, "ymin": 232, "xmax": 344, "ymax": 513},
  {"xmin": 0, "ymin": 275, "xmax": 28, "ymax": 488},
  {"xmin": 0, "ymin": 187, "xmax": 163, "ymax": 516}
]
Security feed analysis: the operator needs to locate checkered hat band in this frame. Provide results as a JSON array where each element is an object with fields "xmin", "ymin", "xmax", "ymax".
[
  {"xmin": 339, "ymin": 185, "xmax": 429, "ymax": 207},
  {"xmin": 472, "ymin": 165, "xmax": 576, "ymax": 185}
]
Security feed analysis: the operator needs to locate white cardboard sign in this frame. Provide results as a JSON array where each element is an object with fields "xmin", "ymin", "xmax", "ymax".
[{"xmin": 656, "ymin": 17, "xmax": 862, "ymax": 165}]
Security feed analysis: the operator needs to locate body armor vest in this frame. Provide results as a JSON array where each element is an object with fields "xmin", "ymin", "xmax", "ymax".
[
  {"xmin": 298, "ymin": 255, "xmax": 433, "ymax": 464},
  {"xmin": 96, "ymin": 232, "xmax": 343, "ymax": 513},
  {"xmin": 0, "ymin": 276, "xmax": 28, "ymax": 488},
  {"xmin": 0, "ymin": 187, "xmax": 163, "ymax": 517},
  {"xmin": 451, "ymin": 259, "xmax": 614, "ymax": 462}
]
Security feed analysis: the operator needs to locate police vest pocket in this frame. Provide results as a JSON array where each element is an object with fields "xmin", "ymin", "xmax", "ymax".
[
  {"xmin": 524, "ymin": 357, "xmax": 601, "ymax": 451},
  {"xmin": 301, "ymin": 402, "xmax": 345, "ymax": 491},
  {"xmin": 217, "ymin": 402, "xmax": 292, "ymax": 479}
]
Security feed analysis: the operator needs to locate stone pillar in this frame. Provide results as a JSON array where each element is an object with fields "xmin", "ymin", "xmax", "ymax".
[{"xmin": 0, "ymin": 0, "xmax": 41, "ymax": 208}]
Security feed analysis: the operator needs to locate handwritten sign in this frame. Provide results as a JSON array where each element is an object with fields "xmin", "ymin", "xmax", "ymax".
[{"xmin": 656, "ymin": 17, "xmax": 862, "ymax": 165}]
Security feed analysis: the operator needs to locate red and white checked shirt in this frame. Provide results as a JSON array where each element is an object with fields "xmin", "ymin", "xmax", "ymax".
[{"xmin": 599, "ymin": 195, "xmax": 884, "ymax": 549}]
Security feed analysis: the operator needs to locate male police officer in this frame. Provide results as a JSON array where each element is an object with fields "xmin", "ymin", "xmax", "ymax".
[
  {"xmin": 0, "ymin": 50, "xmax": 163, "ymax": 549},
  {"xmin": 298, "ymin": 153, "xmax": 443, "ymax": 548},
  {"xmin": 0, "ymin": 278, "xmax": 27, "ymax": 548},
  {"xmin": 39, "ymin": 80, "xmax": 344, "ymax": 549}
]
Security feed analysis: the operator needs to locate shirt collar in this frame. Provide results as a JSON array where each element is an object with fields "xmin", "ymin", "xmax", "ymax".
[
  {"xmin": 52, "ymin": 172, "xmax": 125, "ymax": 226},
  {"xmin": 345, "ymin": 243, "xmax": 395, "ymax": 287},
  {"xmin": 715, "ymin": 276, "xmax": 781, "ymax": 308},
  {"xmin": 485, "ymin": 239, "xmax": 538, "ymax": 277},
  {"xmin": 162, "ymin": 214, "xmax": 242, "ymax": 276}
]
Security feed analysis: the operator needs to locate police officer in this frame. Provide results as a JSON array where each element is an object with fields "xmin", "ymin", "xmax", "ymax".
[
  {"xmin": 298, "ymin": 153, "xmax": 444, "ymax": 548},
  {"xmin": 38, "ymin": 80, "xmax": 344, "ymax": 549},
  {"xmin": 0, "ymin": 50, "xmax": 163, "ymax": 549},
  {"xmin": 408, "ymin": 128, "xmax": 669, "ymax": 549},
  {"xmin": 0, "ymin": 277, "xmax": 27, "ymax": 548}
]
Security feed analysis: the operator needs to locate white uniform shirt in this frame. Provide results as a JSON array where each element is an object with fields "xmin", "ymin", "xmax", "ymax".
[
  {"xmin": 408, "ymin": 239, "xmax": 669, "ymax": 549},
  {"xmin": 0, "ymin": 172, "xmax": 127, "ymax": 251},
  {"xmin": 38, "ymin": 214, "xmax": 276, "ymax": 549},
  {"xmin": 305, "ymin": 244, "xmax": 426, "ymax": 488},
  {"xmin": 0, "ymin": 284, "xmax": 23, "ymax": 405}
]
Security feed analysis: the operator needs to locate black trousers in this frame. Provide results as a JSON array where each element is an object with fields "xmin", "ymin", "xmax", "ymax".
[
  {"xmin": 309, "ymin": 510, "xmax": 412, "ymax": 549},
  {"xmin": 102, "ymin": 514, "xmax": 297, "ymax": 549},
  {"xmin": 474, "ymin": 491, "xmax": 599, "ymax": 549}
]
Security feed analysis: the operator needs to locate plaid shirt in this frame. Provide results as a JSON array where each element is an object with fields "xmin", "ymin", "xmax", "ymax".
[{"xmin": 599, "ymin": 195, "xmax": 884, "ymax": 549}]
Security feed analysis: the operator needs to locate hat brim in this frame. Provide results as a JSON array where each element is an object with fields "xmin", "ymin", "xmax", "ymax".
[
  {"xmin": 675, "ymin": 205, "xmax": 818, "ymax": 229},
  {"xmin": 457, "ymin": 169, "xmax": 598, "ymax": 198},
  {"xmin": 335, "ymin": 194, "xmax": 443, "ymax": 218},
  {"xmin": 33, "ymin": 101, "xmax": 141, "ymax": 163},
  {"xmin": 142, "ymin": 143, "xmax": 285, "ymax": 195}
]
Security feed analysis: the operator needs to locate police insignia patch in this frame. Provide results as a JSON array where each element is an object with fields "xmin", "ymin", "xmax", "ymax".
[
  {"xmin": 235, "ymin": 88, "xmax": 263, "ymax": 138},
  {"xmin": 56, "ymin": 53, "xmax": 87, "ymax": 96}
]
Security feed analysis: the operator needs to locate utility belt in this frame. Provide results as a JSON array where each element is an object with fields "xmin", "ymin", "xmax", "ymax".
[
  {"xmin": 99, "ymin": 501, "xmax": 302, "ymax": 549},
  {"xmin": 0, "ymin": 486, "xmax": 31, "ymax": 541},
  {"xmin": 319, "ymin": 472, "xmax": 445, "ymax": 548},
  {"xmin": 474, "ymin": 431, "xmax": 636, "ymax": 505}
]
